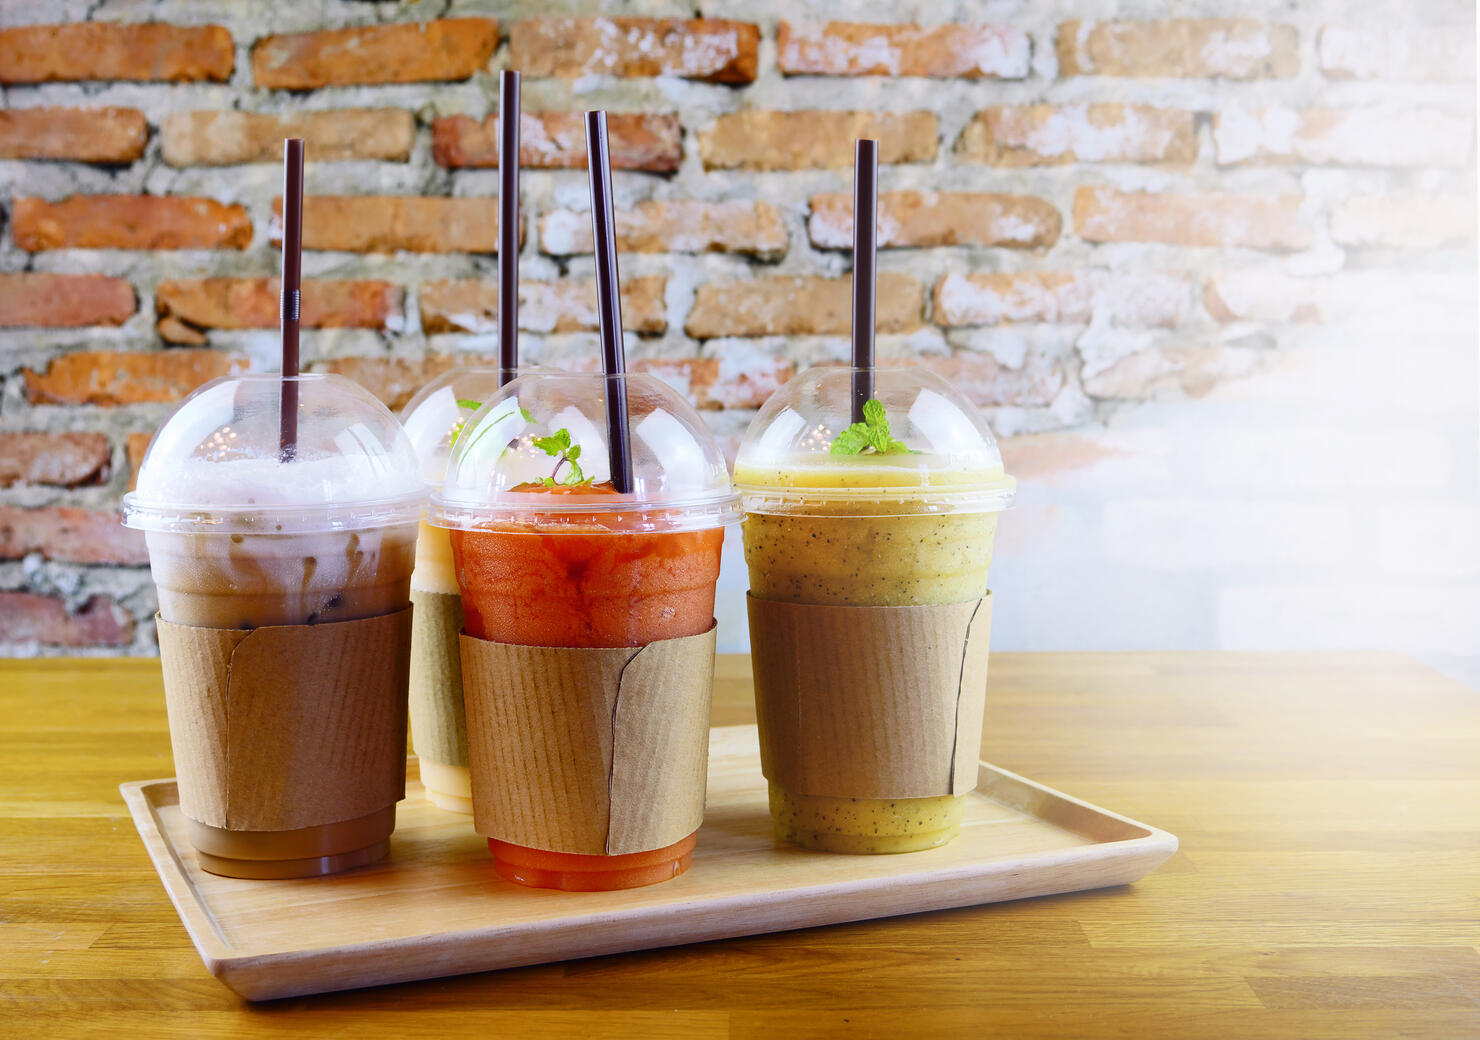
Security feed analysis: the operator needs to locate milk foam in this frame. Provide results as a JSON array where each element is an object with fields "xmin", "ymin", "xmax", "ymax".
[{"xmin": 137, "ymin": 453, "xmax": 424, "ymax": 511}]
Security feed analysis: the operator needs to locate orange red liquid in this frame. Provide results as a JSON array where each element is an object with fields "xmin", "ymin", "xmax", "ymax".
[{"xmin": 450, "ymin": 483, "xmax": 722, "ymax": 890}]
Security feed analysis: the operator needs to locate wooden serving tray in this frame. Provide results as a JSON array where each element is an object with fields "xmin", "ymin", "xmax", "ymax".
[{"xmin": 121, "ymin": 725, "xmax": 1177, "ymax": 1001}]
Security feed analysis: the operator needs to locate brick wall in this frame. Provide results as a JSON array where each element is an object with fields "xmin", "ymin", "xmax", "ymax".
[{"xmin": 0, "ymin": 1, "xmax": 1475, "ymax": 670}]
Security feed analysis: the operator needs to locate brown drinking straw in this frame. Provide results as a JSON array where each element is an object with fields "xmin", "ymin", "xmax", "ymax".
[
  {"xmin": 851, "ymin": 138, "xmax": 879, "ymax": 425},
  {"xmin": 584, "ymin": 110, "xmax": 633, "ymax": 495},
  {"xmin": 279, "ymin": 138, "xmax": 305, "ymax": 461},
  {"xmin": 498, "ymin": 70, "xmax": 520, "ymax": 387}
]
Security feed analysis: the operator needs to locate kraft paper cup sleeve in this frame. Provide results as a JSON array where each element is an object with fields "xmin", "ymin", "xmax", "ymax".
[
  {"xmin": 157, "ymin": 608, "xmax": 413, "ymax": 832},
  {"xmin": 460, "ymin": 624, "xmax": 717, "ymax": 856},
  {"xmin": 408, "ymin": 589, "xmax": 468, "ymax": 767},
  {"xmin": 747, "ymin": 593, "xmax": 992, "ymax": 800}
]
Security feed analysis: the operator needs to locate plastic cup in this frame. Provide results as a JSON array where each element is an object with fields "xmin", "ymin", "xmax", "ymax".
[
  {"xmin": 431, "ymin": 371, "xmax": 737, "ymax": 890},
  {"xmin": 123, "ymin": 373, "xmax": 424, "ymax": 878},
  {"xmin": 399, "ymin": 367, "xmax": 521, "ymax": 814},
  {"xmin": 733, "ymin": 365, "xmax": 1015, "ymax": 854}
]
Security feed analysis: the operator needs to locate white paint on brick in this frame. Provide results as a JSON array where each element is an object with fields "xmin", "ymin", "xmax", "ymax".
[
  {"xmin": 1199, "ymin": 27, "xmax": 1276, "ymax": 73},
  {"xmin": 1201, "ymin": 428, "xmax": 1454, "ymax": 492},
  {"xmin": 1215, "ymin": 106, "xmax": 1475, "ymax": 167},
  {"xmin": 1377, "ymin": 504, "xmax": 1480, "ymax": 578},
  {"xmin": 1220, "ymin": 584, "xmax": 1480, "ymax": 654},
  {"xmin": 1105, "ymin": 500, "xmax": 1359, "ymax": 570},
  {"xmin": 1001, "ymin": 105, "xmax": 1183, "ymax": 162}
]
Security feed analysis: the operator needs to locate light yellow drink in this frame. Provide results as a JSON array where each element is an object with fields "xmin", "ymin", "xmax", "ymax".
[
  {"xmin": 737, "ymin": 461, "xmax": 1002, "ymax": 853},
  {"xmin": 735, "ymin": 365, "xmax": 1013, "ymax": 855},
  {"xmin": 409, "ymin": 517, "xmax": 473, "ymax": 813},
  {"xmin": 400, "ymin": 367, "xmax": 515, "ymax": 815}
]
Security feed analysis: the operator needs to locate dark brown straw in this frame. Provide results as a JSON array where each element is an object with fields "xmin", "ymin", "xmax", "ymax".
[
  {"xmin": 279, "ymin": 138, "xmax": 305, "ymax": 461},
  {"xmin": 584, "ymin": 110, "xmax": 633, "ymax": 494},
  {"xmin": 851, "ymin": 138, "xmax": 878, "ymax": 425},
  {"xmin": 498, "ymin": 70, "xmax": 520, "ymax": 386}
]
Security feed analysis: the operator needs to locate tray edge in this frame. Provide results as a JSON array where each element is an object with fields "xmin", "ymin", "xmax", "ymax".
[{"xmin": 122, "ymin": 743, "xmax": 1178, "ymax": 1002}]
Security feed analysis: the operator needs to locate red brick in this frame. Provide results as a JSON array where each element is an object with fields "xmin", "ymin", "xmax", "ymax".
[
  {"xmin": 11, "ymin": 195, "xmax": 252, "ymax": 251},
  {"xmin": 126, "ymin": 432, "xmax": 152, "ymax": 492},
  {"xmin": 0, "ymin": 107, "xmax": 147, "ymax": 162},
  {"xmin": 0, "ymin": 592, "xmax": 134, "ymax": 647},
  {"xmin": 809, "ymin": 191, "xmax": 1058, "ymax": 250},
  {"xmin": 24, "ymin": 349, "xmax": 248, "ymax": 406},
  {"xmin": 1083, "ymin": 346, "xmax": 1264, "ymax": 399},
  {"xmin": 0, "ymin": 505, "xmax": 147, "ymax": 565},
  {"xmin": 1201, "ymin": 270, "xmax": 1474, "ymax": 327},
  {"xmin": 1213, "ymin": 107, "xmax": 1473, "ymax": 168},
  {"xmin": 699, "ymin": 111, "xmax": 938, "ymax": 170},
  {"xmin": 0, "ymin": 23, "xmax": 233, "ymax": 84},
  {"xmin": 1319, "ymin": 25, "xmax": 1476, "ymax": 82},
  {"xmin": 312, "ymin": 355, "xmax": 493, "ymax": 410},
  {"xmin": 541, "ymin": 200, "xmax": 787, "ymax": 257},
  {"xmin": 933, "ymin": 271, "xmax": 1191, "ymax": 328},
  {"xmin": 1074, "ymin": 187, "xmax": 1312, "ymax": 250},
  {"xmin": 0, "ymin": 433, "xmax": 111, "ymax": 488},
  {"xmin": 957, "ymin": 104, "xmax": 1195, "ymax": 165},
  {"xmin": 510, "ymin": 18, "xmax": 758, "ymax": 84},
  {"xmin": 155, "ymin": 278, "xmax": 403, "ymax": 345},
  {"xmin": 0, "ymin": 273, "xmax": 136, "ymax": 328},
  {"xmin": 1330, "ymin": 195, "xmax": 1477, "ymax": 249},
  {"xmin": 917, "ymin": 353, "xmax": 1064, "ymax": 407},
  {"xmin": 633, "ymin": 354, "xmax": 796, "ymax": 411},
  {"xmin": 686, "ymin": 274, "xmax": 924, "ymax": 338},
  {"xmin": 1204, "ymin": 270, "xmax": 1321, "ymax": 324},
  {"xmin": 270, "ymin": 196, "xmax": 509, "ymax": 254},
  {"xmin": 1000, "ymin": 432, "xmax": 1130, "ymax": 484},
  {"xmin": 251, "ymin": 18, "xmax": 497, "ymax": 88},
  {"xmin": 420, "ymin": 276, "xmax": 667, "ymax": 335},
  {"xmin": 433, "ymin": 112, "xmax": 681, "ymax": 172},
  {"xmin": 1057, "ymin": 19, "xmax": 1298, "ymax": 79},
  {"xmin": 777, "ymin": 20, "xmax": 1030, "ymax": 79},
  {"xmin": 161, "ymin": 110, "xmax": 414, "ymax": 166}
]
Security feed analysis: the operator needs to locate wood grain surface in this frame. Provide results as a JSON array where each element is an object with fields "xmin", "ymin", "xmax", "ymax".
[{"xmin": 3, "ymin": 652, "xmax": 1478, "ymax": 1037}]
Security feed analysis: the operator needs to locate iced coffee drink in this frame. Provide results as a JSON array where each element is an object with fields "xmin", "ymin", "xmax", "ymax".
[{"xmin": 124, "ymin": 373, "xmax": 424, "ymax": 878}]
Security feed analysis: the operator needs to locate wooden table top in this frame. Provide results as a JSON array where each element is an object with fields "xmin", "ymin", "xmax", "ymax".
[{"xmin": 3, "ymin": 652, "xmax": 1477, "ymax": 1037}]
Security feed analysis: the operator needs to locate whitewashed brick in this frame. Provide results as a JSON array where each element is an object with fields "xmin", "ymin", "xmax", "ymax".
[
  {"xmin": 1220, "ymin": 585, "xmax": 1480, "ymax": 654},
  {"xmin": 1377, "ymin": 505, "xmax": 1480, "ymax": 578},
  {"xmin": 1104, "ymin": 501, "xmax": 1359, "ymax": 570}
]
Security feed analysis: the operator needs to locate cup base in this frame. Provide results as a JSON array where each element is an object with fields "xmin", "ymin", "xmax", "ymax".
[
  {"xmin": 425, "ymin": 789, "xmax": 475, "ymax": 814},
  {"xmin": 488, "ymin": 832, "xmax": 697, "ymax": 891},
  {"xmin": 418, "ymin": 760, "xmax": 474, "ymax": 815},
  {"xmin": 186, "ymin": 806, "xmax": 396, "ymax": 879},
  {"xmin": 768, "ymin": 783, "xmax": 965, "ymax": 854},
  {"xmin": 195, "ymin": 840, "xmax": 391, "ymax": 880}
]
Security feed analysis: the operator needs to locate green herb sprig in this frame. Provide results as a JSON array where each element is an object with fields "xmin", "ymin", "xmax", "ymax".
[
  {"xmin": 830, "ymin": 398, "xmax": 910, "ymax": 456},
  {"xmin": 531, "ymin": 427, "xmax": 590, "ymax": 486},
  {"xmin": 448, "ymin": 400, "xmax": 531, "ymax": 448}
]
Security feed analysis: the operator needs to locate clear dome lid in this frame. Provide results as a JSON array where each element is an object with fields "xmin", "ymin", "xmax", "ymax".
[
  {"xmin": 733, "ymin": 365, "xmax": 1015, "ymax": 514},
  {"xmin": 398, "ymin": 366, "xmax": 522, "ymax": 487},
  {"xmin": 123, "ymin": 373, "xmax": 425, "ymax": 534},
  {"xmin": 430, "ymin": 371, "xmax": 739, "ymax": 533}
]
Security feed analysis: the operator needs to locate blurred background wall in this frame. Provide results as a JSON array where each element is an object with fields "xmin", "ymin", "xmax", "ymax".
[{"xmin": 0, "ymin": 1, "xmax": 1475, "ymax": 683}]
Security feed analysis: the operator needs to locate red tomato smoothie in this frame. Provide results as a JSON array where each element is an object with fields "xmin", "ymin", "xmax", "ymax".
[{"xmin": 450, "ymin": 483, "xmax": 723, "ymax": 889}]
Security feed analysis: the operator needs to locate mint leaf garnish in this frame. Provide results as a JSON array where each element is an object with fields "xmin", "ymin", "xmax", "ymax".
[
  {"xmin": 829, "ymin": 398, "xmax": 913, "ymax": 456},
  {"xmin": 532, "ymin": 427, "xmax": 592, "ymax": 486}
]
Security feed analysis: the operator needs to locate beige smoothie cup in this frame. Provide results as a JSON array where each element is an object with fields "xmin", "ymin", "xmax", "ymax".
[
  {"xmin": 398, "ymin": 367, "xmax": 516, "ymax": 814},
  {"xmin": 734, "ymin": 365, "xmax": 1015, "ymax": 854},
  {"xmin": 123, "ymin": 373, "xmax": 424, "ymax": 878}
]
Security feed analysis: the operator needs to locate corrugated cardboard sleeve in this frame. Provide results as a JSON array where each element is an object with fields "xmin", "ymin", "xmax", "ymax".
[
  {"xmin": 156, "ymin": 608, "xmax": 412, "ymax": 832},
  {"xmin": 459, "ymin": 623, "xmax": 717, "ymax": 856},
  {"xmin": 747, "ymin": 593, "xmax": 992, "ymax": 800},
  {"xmin": 408, "ymin": 589, "xmax": 468, "ymax": 767}
]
